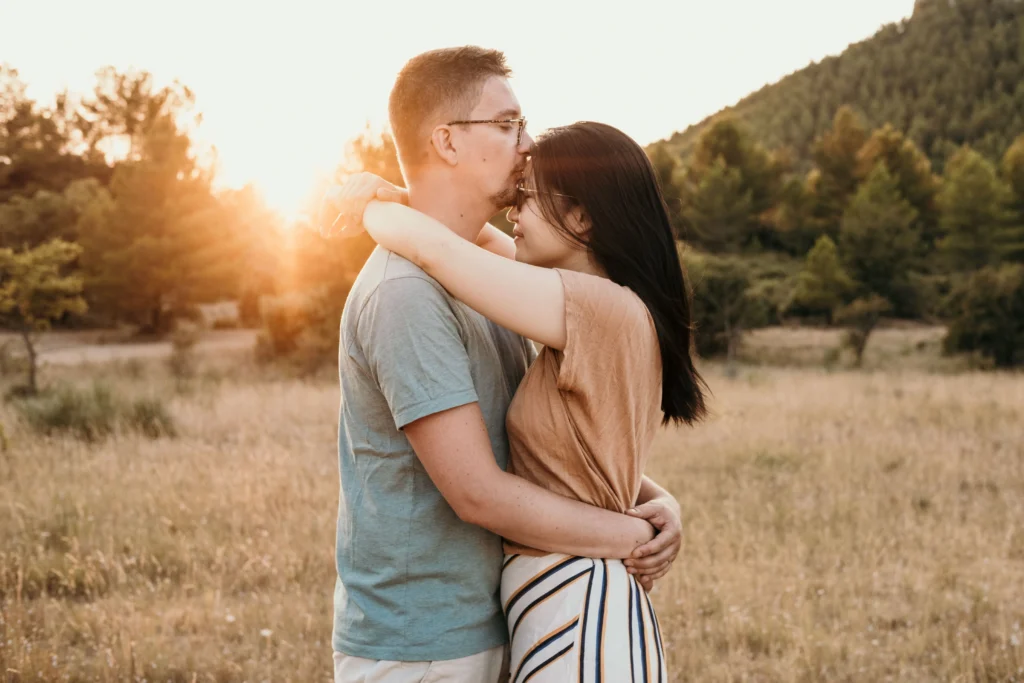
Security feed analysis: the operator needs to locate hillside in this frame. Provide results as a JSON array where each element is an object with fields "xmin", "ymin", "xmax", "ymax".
[{"xmin": 655, "ymin": 0, "xmax": 1024, "ymax": 170}]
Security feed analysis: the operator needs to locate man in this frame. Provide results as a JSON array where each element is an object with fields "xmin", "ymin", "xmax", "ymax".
[{"xmin": 328, "ymin": 46, "xmax": 682, "ymax": 683}]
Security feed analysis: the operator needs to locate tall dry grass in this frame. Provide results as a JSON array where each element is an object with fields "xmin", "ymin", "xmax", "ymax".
[{"xmin": 0, "ymin": 339, "xmax": 1022, "ymax": 681}]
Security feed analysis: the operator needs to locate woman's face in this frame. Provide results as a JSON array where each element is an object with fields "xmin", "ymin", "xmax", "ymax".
[{"xmin": 506, "ymin": 173, "xmax": 588, "ymax": 269}]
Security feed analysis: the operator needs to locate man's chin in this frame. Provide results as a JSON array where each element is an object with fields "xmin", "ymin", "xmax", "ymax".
[{"xmin": 490, "ymin": 188, "xmax": 517, "ymax": 212}]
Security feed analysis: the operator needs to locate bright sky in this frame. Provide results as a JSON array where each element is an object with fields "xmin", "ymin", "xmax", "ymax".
[{"xmin": 2, "ymin": 0, "xmax": 916, "ymax": 219}]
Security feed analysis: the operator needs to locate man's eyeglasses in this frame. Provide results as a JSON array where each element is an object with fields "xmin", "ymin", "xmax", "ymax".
[
  {"xmin": 515, "ymin": 177, "xmax": 575, "ymax": 213},
  {"xmin": 446, "ymin": 117, "xmax": 528, "ymax": 146}
]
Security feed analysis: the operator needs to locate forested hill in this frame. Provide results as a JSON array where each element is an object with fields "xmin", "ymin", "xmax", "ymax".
[{"xmin": 654, "ymin": 0, "xmax": 1024, "ymax": 170}]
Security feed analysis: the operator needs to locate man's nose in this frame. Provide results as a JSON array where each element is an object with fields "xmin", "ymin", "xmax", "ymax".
[{"xmin": 519, "ymin": 130, "xmax": 534, "ymax": 154}]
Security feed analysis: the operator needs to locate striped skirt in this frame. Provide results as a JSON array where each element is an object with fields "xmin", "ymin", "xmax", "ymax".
[{"xmin": 500, "ymin": 553, "xmax": 667, "ymax": 683}]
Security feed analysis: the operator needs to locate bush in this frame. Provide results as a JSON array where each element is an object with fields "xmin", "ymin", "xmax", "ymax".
[
  {"xmin": 943, "ymin": 264, "xmax": 1024, "ymax": 368},
  {"xmin": 256, "ymin": 286, "xmax": 349, "ymax": 371},
  {"xmin": 16, "ymin": 383, "xmax": 119, "ymax": 441},
  {"xmin": 683, "ymin": 250, "xmax": 784, "ymax": 359},
  {"xmin": 0, "ymin": 340, "xmax": 27, "ymax": 379},
  {"xmin": 169, "ymin": 321, "xmax": 201, "ymax": 381},
  {"xmin": 126, "ymin": 397, "xmax": 177, "ymax": 438},
  {"xmin": 13, "ymin": 382, "xmax": 177, "ymax": 441},
  {"xmin": 257, "ymin": 292, "xmax": 317, "ymax": 358}
]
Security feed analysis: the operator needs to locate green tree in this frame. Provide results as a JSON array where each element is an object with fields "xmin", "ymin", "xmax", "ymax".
[
  {"xmin": 0, "ymin": 65, "xmax": 110, "ymax": 202},
  {"xmin": 682, "ymin": 250, "xmax": 775, "ymax": 366},
  {"xmin": 943, "ymin": 263, "xmax": 1024, "ymax": 367},
  {"xmin": 681, "ymin": 159, "xmax": 753, "ymax": 252},
  {"xmin": 1005, "ymin": 134, "xmax": 1024, "ymax": 217},
  {"xmin": 76, "ymin": 88, "xmax": 235, "ymax": 331},
  {"xmin": 0, "ymin": 239, "xmax": 87, "ymax": 393},
  {"xmin": 789, "ymin": 235, "xmax": 855, "ymax": 322},
  {"xmin": 1001, "ymin": 133, "xmax": 1024, "ymax": 261},
  {"xmin": 0, "ymin": 178, "xmax": 108, "ymax": 250},
  {"xmin": 679, "ymin": 118, "xmax": 787, "ymax": 252},
  {"xmin": 937, "ymin": 146, "xmax": 1015, "ymax": 271},
  {"xmin": 767, "ymin": 174, "xmax": 820, "ymax": 255},
  {"xmin": 807, "ymin": 106, "xmax": 868, "ymax": 238},
  {"xmin": 856, "ymin": 124, "xmax": 941, "ymax": 248},
  {"xmin": 839, "ymin": 165, "xmax": 921, "ymax": 316}
]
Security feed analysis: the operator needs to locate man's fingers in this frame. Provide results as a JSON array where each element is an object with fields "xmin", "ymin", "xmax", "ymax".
[
  {"xmin": 630, "ymin": 531, "xmax": 673, "ymax": 559},
  {"xmin": 647, "ymin": 565, "xmax": 672, "ymax": 582},
  {"xmin": 627, "ymin": 547, "xmax": 676, "ymax": 572},
  {"xmin": 626, "ymin": 505, "xmax": 665, "ymax": 524},
  {"xmin": 630, "ymin": 560, "xmax": 672, "ymax": 577}
]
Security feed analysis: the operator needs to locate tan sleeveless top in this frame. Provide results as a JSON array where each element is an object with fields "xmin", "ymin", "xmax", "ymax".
[{"xmin": 504, "ymin": 269, "xmax": 664, "ymax": 556}]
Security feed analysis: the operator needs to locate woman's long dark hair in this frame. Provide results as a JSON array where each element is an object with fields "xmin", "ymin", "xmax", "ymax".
[{"xmin": 530, "ymin": 121, "xmax": 707, "ymax": 426}]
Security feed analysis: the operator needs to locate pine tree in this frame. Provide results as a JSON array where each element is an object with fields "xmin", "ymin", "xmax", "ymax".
[
  {"xmin": 789, "ymin": 235, "xmax": 855, "ymax": 322},
  {"xmin": 937, "ymin": 146, "xmax": 1015, "ymax": 271},
  {"xmin": 839, "ymin": 166, "xmax": 921, "ymax": 316},
  {"xmin": 1001, "ymin": 133, "xmax": 1024, "ymax": 261},
  {"xmin": 808, "ymin": 106, "xmax": 868, "ymax": 238},
  {"xmin": 681, "ymin": 159, "xmax": 753, "ymax": 252},
  {"xmin": 856, "ymin": 124, "xmax": 941, "ymax": 248}
]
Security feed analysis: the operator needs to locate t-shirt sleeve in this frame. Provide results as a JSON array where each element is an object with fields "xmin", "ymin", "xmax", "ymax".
[
  {"xmin": 554, "ymin": 268, "xmax": 657, "ymax": 394},
  {"xmin": 356, "ymin": 277, "xmax": 478, "ymax": 430}
]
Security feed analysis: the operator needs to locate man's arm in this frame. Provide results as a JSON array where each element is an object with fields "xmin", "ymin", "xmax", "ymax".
[{"xmin": 404, "ymin": 403, "xmax": 655, "ymax": 559}]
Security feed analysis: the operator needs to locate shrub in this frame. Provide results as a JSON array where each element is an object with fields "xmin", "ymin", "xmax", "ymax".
[
  {"xmin": 13, "ymin": 382, "xmax": 177, "ymax": 441},
  {"xmin": 256, "ymin": 286, "xmax": 349, "ymax": 371},
  {"xmin": 169, "ymin": 321, "xmax": 201, "ymax": 381},
  {"xmin": 16, "ymin": 383, "xmax": 119, "ymax": 441},
  {"xmin": 943, "ymin": 263, "xmax": 1024, "ymax": 368},
  {"xmin": 126, "ymin": 397, "xmax": 177, "ymax": 438}
]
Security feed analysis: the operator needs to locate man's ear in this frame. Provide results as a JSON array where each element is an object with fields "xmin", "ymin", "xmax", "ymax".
[{"xmin": 429, "ymin": 125, "xmax": 459, "ymax": 167}]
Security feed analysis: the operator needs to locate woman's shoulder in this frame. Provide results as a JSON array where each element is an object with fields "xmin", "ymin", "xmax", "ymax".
[{"xmin": 555, "ymin": 268, "xmax": 654, "ymax": 332}]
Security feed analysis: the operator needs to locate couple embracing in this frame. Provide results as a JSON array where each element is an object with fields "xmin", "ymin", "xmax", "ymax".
[{"xmin": 324, "ymin": 46, "xmax": 707, "ymax": 683}]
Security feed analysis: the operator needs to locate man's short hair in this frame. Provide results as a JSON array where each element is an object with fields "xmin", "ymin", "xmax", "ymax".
[{"xmin": 388, "ymin": 46, "xmax": 511, "ymax": 173}]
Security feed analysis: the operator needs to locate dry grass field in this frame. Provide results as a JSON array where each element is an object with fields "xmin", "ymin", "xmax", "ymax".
[{"xmin": 1, "ymin": 328, "xmax": 1022, "ymax": 682}]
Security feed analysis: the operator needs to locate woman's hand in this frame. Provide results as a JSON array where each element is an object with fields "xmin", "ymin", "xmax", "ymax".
[{"xmin": 319, "ymin": 172, "xmax": 407, "ymax": 238}]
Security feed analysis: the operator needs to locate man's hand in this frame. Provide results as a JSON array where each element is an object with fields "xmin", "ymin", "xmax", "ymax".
[
  {"xmin": 623, "ymin": 497, "xmax": 682, "ymax": 587},
  {"xmin": 318, "ymin": 172, "xmax": 407, "ymax": 238}
]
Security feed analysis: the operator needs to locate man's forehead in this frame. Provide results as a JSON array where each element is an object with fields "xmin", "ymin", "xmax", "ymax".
[{"xmin": 471, "ymin": 77, "xmax": 522, "ymax": 118}]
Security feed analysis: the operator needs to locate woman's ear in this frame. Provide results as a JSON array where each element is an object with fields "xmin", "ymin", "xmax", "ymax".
[
  {"xmin": 429, "ymin": 125, "xmax": 459, "ymax": 166},
  {"xmin": 569, "ymin": 205, "xmax": 592, "ymax": 237}
]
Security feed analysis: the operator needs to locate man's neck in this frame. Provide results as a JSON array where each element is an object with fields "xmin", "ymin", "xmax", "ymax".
[{"xmin": 406, "ymin": 173, "xmax": 495, "ymax": 243}]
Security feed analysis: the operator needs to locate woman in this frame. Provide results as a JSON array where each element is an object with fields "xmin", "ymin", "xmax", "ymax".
[{"xmin": 330, "ymin": 122, "xmax": 706, "ymax": 681}]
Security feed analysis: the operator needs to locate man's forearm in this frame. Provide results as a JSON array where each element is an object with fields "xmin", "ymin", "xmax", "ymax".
[{"xmin": 462, "ymin": 471, "xmax": 653, "ymax": 559}]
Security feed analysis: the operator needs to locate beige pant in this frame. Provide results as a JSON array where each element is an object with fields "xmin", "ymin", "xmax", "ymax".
[{"xmin": 333, "ymin": 645, "xmax": 508, "ymax": 683}]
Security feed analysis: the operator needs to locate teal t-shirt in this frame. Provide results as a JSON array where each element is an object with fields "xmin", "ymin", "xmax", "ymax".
[{"xmin": 333, "ymin": 247, "xmax": 534, "ymax": 661}]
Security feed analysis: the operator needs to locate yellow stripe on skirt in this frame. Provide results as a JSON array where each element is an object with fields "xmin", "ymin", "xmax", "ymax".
[{"xmin": 500, "ymin": 553, "xmax": 667, "ymax": 683}]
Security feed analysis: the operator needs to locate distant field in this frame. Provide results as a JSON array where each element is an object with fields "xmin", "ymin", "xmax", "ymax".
[{"xmin": 0, "ymin": 328, "xmax": 1021, "ymax": 681}]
